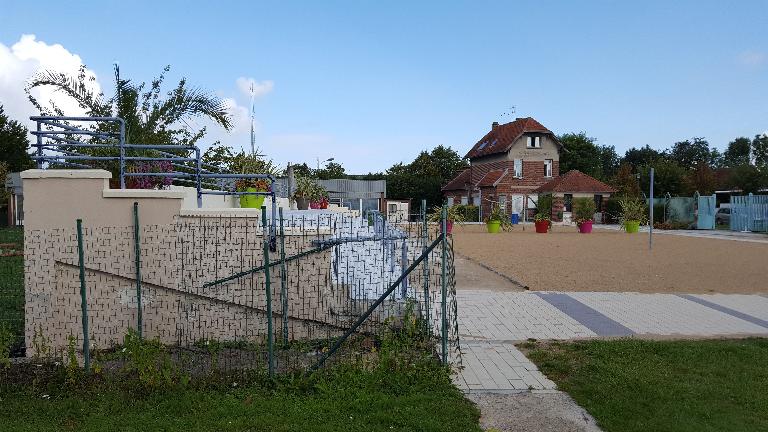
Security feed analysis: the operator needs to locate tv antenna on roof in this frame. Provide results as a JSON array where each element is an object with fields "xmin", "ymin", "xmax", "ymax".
[
  {"xmin": 499, "ymin": 105, "xmax": 516, "ymax": 120},
  {"xmin": 249, "ymin": 82, "xmax": 256, "ymax": 155}
]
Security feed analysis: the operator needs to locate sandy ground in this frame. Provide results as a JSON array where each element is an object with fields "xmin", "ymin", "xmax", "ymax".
[
  {"xmin": 454, "ymin": 254, "xmax": 526, "ymax": 291},
  {"xmin": 451, "ymin": 224, "xmax": 768, "ymax": 294},
  {"xmin": 468, "ymin": 392, "xmax": 602, "ymax": 432}
]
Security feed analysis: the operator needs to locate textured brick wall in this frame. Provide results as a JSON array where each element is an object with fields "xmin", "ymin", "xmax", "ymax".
[{"xmin": 23, "ymin": 217, "xmax": 342, "ymax": 356}]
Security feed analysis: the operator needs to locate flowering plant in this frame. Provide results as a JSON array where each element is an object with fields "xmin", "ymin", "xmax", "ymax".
[
  {"xmin": 234, "ymin": 178, "xmax": 272, "ymax": 192},
  {"xmin": 126, "ymin": 161, "xmax": 173, "ymax": 189}
]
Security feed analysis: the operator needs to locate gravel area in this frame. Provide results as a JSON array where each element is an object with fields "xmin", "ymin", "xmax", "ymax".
[
  {"xmin": 451, "ymin": 224, "xmax": 768, "ymax": 293},
  {"xmin": 468, "ymin": 392, "xmax": 602, "ymax": 432}
]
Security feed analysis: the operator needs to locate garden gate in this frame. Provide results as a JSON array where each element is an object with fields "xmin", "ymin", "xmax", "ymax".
[{"xmin": 696, "ymin": 194, "xmax": 716, "ymax": 230}]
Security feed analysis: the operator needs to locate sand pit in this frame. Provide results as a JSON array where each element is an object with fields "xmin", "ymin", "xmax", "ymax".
[{"xmin": 451, "ymin": 224, "xmax": 768, "ymax": 294}]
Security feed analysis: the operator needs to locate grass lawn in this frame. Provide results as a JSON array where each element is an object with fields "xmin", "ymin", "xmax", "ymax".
[
  {"xmin": 0, "ymin": 364, "xmax": 480, "ymax": 432},
  {"xmin": 523, "ymin": 338, "xmax": 768, "ymax": 432},
  {"xmin": 0, "ymin": 227, "xmax": 24, "ymax": 354}
]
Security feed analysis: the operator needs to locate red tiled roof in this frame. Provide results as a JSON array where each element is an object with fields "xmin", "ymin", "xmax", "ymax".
[
  {"xmin": 476, "ymin": 169, "xmax": 507, "ymax": 187},
  {"xmin": 464, "ymin": 117, "xmax": 556, "ymax": 159},
  {"xmin": 441, "ymin": 169, "xmax": 471, "ymax": 191},
  {"xmin": 535, "ymin": 170, "xmax": 617, "ymax": 194}
]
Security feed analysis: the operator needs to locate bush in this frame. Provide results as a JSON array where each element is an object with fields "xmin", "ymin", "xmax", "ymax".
[
  {"xmin": 453, "ymin": 205, "xmax": 479, "ymax": 222},
  {"xmin": 573, "ymin": 198, "xmax": 596, "ymax": 224},
  {"xmin": 652, "ymin": 203, "xmax": 666, "ymax": 224},
  {"xmin": 618, "ymin": 197, "xmax": 647, "ymax": 225},
  {"xmin": 605, "ymin": 198, "xmax": 621, "ymax": 223}
]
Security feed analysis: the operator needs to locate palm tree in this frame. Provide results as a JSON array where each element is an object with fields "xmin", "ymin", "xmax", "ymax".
[{"xmin": 26, "ymin": 64, "xmax": 233, "ymax": 180}]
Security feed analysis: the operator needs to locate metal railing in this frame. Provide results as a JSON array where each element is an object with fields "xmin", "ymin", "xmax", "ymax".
[{"xmin": 30, "ymin": 115, "xmax": 278, "ymax": 235}]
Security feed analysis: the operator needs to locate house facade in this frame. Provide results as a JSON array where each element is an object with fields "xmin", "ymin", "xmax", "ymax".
[{"xmin": 442, "ymin": 117, "xmax": 562, "ymax": 219}]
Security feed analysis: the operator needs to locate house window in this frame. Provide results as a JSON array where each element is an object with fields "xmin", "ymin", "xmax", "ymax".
[
  {"xmin": 526, "ymin": 136, "xmax": 541, "ymax": 148},
  {"xmin": 447, "ymin": 197, "xmax": 454, "ymax": 207},
  {"xmin": 564, "ymin": 194, "xmax": 573, "ymax": 212},
  {"xmin": 461, "ymin": 196, "xmax": 468, "ymax": 205},
  {"xmin": 593, "ymin": 194, "xmax": 603, "ymax": 212},
  {"xmin": 388, "ymin": 203, "xmax": 398, "ymax": 213},
  {"xmin": 513, "ymin": 159, "xmax": 523, "ymax": 178},
  {"xmin": 498, "ymin": 194, "xmax": 507, "ymax": 212},
  {"xmin": 544, "ymin": 159, "xmax": 553, "ymax": 177}
]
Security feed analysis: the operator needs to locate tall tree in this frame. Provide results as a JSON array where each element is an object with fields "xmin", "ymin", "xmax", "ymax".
[
  {"xmin": 639, "ymin": 159, "xmax": 687, "ymax": 196},
  {"xmin": 558, "ymin": 132, "xmax": 603, "ymax": 178},
  {"xmin": 729, "ymin": 164, "xmax": 767, "ymax": 194},
  {"xmin": 753, "ymin": 134, "xmax": 768, "ymax": 167},
  {"xmin": 611, "ymin": 163, "xmax": 641, "ymax": 197},
  {"xmin": 597, "ymin": 145, "xmax": 620, "ymax": 179},
  {"xmin": 622, "ymin": 145, "xmax": 664, "ymax": 170},
  {"xmin": 722, "ymin": 137, "xmax": 752, "ymax": 167},
  {"xmin": 315, "ymin": 161, "xmax": 346, "ymax": 180},
  {"xmin": 387, "ymin": 145, "xmax": 468, "ymax": 208},
  {"xmin": 684, "ymin": 161, "xmax": 717, "ymax": 195},
  {"xmin": 0, "ymin": 105, "xmax": 33, "ymax": 172},
  {"xmin": 669, "ymin": 137, "xmax": 717, "ymax": 170}
]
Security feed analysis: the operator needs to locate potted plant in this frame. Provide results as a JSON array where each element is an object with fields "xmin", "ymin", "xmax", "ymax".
[
  {"xmin": 534, "ymin": 193, "xmax": 553, "ymax": 233},
  {"xmin": 235, "ymin": 177, "xmax": 271, "ymax": 209},
  {"xmin": 428, "ymin": 205, "xmax": 466, "ymax": 235},
  {"xmin": 309, "ymin": 183, "xmax": 329, "ymax": 209},
  {"xmin": 230, "ymin": 152, "xmax": 276, "ymax": 209},
  {"xmin": 572, "ymin": 197, "xmax": 596, "ymax": 234},
  {"xmin": 618, "ymin": 197, "xmax": 647, "ymax": 233},
  {"xmin": 484, "ymin": 204, "xmax": 512, "ymax": 233},
  {"xmin": 293, "ymin": 176, "xmax": 315, "ymax": 210},
  {"xmin": 534, "ymin": 213, "xmax": 551, "ymax": 233}
]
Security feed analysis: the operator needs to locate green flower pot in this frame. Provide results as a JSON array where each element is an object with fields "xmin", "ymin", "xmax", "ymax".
[
  {"xmin": 624, "ymin": 220, "xmax": 640, "ymax": 233},
  {"xmin": 239, "ymin": 187, "xmax": 266, "ymax": 209},
  {"xmin": 486, "ymin": 220, "xmax": 501, "ymax": 233}
]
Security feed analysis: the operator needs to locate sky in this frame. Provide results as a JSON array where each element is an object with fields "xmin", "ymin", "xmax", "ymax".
[{"xmin": 1, "ymin": 1, "xmax": 766, "ymax": 173}]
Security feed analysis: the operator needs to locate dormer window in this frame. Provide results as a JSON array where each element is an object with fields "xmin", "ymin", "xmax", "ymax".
[{"xmin": 526, "ymin": 135, "xmax": 541, "ymax": 148}]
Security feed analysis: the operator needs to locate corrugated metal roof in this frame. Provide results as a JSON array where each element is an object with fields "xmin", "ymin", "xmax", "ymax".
[{"xmin": 273, "ymin": 178, "xmax": 386, "ymax": 199}]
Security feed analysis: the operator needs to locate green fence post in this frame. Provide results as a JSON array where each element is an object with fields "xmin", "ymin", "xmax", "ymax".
[
  {"xmin": 133, "ymin": 202, "xmax": 143, "ymax": 339},
  {"xmin": 421, "ymin": 199, "xmax": 430, "ymax": 333},
  {"xmin": 440, "ymin": 204, "xmax": 448, "ymax": 365},
  {"xmin": 262, "ymin": 206, "xmax": 275, "ymax": 377},
  {"xmin": 278, "ymin": 207, "xmax": 288, "ymax": 346},
  {"xmin": 76, "ymin": 219, "xmax": 91, "ymax": 371}
]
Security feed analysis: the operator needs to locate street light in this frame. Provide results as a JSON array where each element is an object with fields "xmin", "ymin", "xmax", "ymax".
[{"xmin": 317, "ymin": 157, "xmax": 335, "ymax": 170}]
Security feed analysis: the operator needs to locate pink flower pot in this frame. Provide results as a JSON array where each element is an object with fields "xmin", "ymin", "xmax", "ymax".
[
  {"xmin": 309, "ymin": 201, "xmax": 320, "ymax": 209},
  {"xmin": 442, "ymin": 220, "xmax": 454, "ymax": 235},
  {"xmin": 578, "ymin": 220, "xmax": 593, "ymax": 234}
]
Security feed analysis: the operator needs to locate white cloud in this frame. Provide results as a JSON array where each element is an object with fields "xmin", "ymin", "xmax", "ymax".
[
  {"xmin": 0, "ymin": 34, "xmax": 101, "ymax": 130},
  {"xmin": 737, "ymin": 50, "xmax": 766, "ymax": 66},
  {"xmin": 236, "ymin": 77, "xmax": 274, "ymax": 99}
]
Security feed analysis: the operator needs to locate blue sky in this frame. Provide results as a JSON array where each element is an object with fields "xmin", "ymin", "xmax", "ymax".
[{"xmin": 1, "ymin": 1, "xmax": 766, "ymax": 173}]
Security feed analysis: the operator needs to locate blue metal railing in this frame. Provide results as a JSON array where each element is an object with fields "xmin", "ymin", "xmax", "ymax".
[{"xmin": 30, "ymin": 116, "xmax": 278, "ymax": 238}]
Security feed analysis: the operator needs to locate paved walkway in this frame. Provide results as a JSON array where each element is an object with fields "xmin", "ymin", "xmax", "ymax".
[
  {"xmin": 597, "ymin": 224, "xmax": 768, "ymax": 244},
  {"xmin": 453, "ymin": 290, "xmax": 768, "ymax": 393}
]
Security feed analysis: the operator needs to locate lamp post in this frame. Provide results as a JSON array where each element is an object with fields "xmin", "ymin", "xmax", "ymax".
[{"xmin": 316, "ymin": 157, "xmax": 335, "ymax": 170}]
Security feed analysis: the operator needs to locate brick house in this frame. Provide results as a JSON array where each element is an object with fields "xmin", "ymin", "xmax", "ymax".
[
  {"xmin": 535, "ymin": 169, "xmax": 616, "ymax": 223},
  {"xmin": 442, "ymin": 117, "xmax": 562, "ymax": 220}
]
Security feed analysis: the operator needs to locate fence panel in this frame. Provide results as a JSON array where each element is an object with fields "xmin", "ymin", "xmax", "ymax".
[
  {"xmin": 731, "ymin": 195, "xmax": 768, "ymax": 232},
  {"xmin": 697, "ymin": 195, "xmax": 716, "ymax": 230},
  {"xmin": 16, "ymin": 209, "xmax": 460, "ymax": 376}
]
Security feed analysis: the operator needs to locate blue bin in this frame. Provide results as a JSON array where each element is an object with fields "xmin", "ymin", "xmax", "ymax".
[{"xmin": 511, "ymin": 213, "xmax": 519, "ymax": 224}]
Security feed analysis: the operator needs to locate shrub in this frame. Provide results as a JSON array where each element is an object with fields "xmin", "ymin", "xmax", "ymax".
[
  {"xmin": 573, "ymin": 197, "xmax": 596, "ymax": 225},
  {"xmin": 618, "ymin": 197, "xmax": 647, "ymax": 226}
]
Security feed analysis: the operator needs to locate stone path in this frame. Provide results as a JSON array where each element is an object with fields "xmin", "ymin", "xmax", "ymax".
[{"xmin": 453, "ymin": 290, "xmax": 768, "ymax": 393}]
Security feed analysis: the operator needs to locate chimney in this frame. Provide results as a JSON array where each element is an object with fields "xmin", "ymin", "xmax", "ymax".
[{"xmin": 491, "ymin": 121, "xmax": 499, "ymax": 130}]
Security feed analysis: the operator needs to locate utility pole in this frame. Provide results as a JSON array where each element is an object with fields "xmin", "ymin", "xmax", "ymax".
[{"xmin": 649, "ymin": 167, "xmax": 654, "ymax": 250}]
